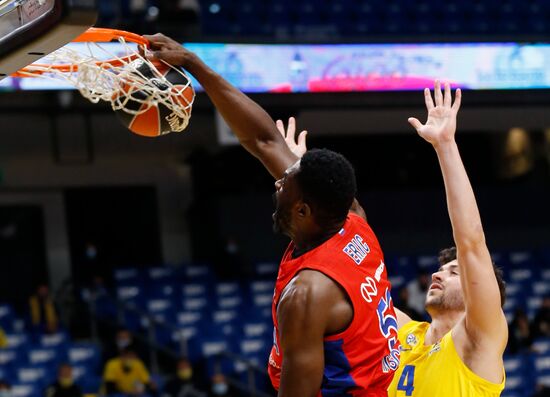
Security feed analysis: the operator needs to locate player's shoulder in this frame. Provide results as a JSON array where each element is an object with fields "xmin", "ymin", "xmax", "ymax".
[
  {"xmin": 279, "ymin": 270, "xmax": 344, "ymax": 312},
  {"xmin": 399, "ymin": 321, "xmax": 429, "ymax": 339}
]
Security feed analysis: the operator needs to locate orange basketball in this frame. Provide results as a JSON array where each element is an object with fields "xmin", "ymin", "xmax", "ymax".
[{"xmin": 114, "ymin": 60, "xmax": 194, "ymax": 137}]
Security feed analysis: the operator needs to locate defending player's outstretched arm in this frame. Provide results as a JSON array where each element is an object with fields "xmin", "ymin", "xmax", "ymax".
[
  {"xmin": 144, "ymin": 33, "xmax": 298, "ymax": 180},
  {"xmin": 408, "ymin": 81, "xmax": 508, "ymax": 355}
]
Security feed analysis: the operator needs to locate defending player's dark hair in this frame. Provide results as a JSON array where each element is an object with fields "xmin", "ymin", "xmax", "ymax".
[
  {"xmin": 296, "ymin": 148, "xmax": 357, "ymax": 227},
  {"xmin": 438, "ymin": 247, "xmax": 506, "ymax": 307}
]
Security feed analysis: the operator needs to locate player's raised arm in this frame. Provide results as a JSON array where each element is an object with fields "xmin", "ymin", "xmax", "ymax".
[
  {"xmin": 144, "ymin": 33, "xmax": 298, "ymax": 179},
  {"xmin": 408, "ymin": 81, "xmax": 507, "ymax": 344}
]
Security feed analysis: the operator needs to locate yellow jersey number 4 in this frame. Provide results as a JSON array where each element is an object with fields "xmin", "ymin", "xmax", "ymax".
[{"xmin": 397, "ymin": 365, "xmax": 415, "ymax": 396}]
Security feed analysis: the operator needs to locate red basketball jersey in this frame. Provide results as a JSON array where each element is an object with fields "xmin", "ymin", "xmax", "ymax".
[{"xmin": 268, "ymin": 213, "xmax": 400, "ymax": 396}]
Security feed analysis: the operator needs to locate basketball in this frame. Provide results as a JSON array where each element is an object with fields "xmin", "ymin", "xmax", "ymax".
[{"xmin": 114, "ymin": 59, "xmax": 195, "ymax": 137}]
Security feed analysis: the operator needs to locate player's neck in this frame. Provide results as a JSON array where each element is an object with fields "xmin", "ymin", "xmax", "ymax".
[
  {"xmin": 425, "ymin": 311, "xmax": 463, "ymax": 345},
  {"xmin": 292, "ymin": 222, "xmax": 345, "ymax": 258}
]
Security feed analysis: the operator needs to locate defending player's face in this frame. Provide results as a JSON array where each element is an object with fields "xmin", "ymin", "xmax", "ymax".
[
  {"xmin": 425, "ymin": 260, "xmax": 465, "ymax": 313},
  {"xmin": 273, "ymin": 161, "xmax": 301, "ymax": 234}
]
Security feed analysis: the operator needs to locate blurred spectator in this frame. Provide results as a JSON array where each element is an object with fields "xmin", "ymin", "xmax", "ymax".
[
  {"xmin": 508, "ymin": 308, "xmax": 534, "ymax": 353},
  {"xmin": 395, "ymin": 288, "xmax": 424, "ymax": 322},
  {"xmin": 163, "ymin": 358, "xmax": 205, "ymax": 397},
  {"xmin": 105, "ymin": 328, "xmax": 139, "ymax": 361},
  {"xmin": 406, "ymin": 270, "xmax": 431, "ymax": 315},
  {"xmin": 533, "ymin": 384, "xmax": 550, "ymax": 397},
  {"xmin": 45, "ymin": 363, "xmax": 83, "ymax": 397},
  {"xmin": 115, "ymin": 328, "xmax": 135, "ymax": 353},
  {"xmin": 533, "ymin": 296, "xmax": 550, "ymax": 339},
  {"xmin": 29, "ymin": 284, "xmax": 58, "ymax": 334},
  {"xmin": 90, "ymin": 275, "xmax": 108, "ymax": 296},
  {"xmin": 207, "ymin": 374, "xmax": 234, "ymax": 397},
  {"xmin": 0, "ymin": 381, "xmax": 11, "ymax": 397},
  {"xmin": 103, "ymin": 348, "xmax": 157, "ymax": 396},
  {"xmin": 0, "ymin": 327, "xmax": 7, "ymax": 348}
]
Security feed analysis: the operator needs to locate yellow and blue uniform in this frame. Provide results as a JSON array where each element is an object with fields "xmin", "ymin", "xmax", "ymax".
[{"xmin": 388, "ymin": 321, "xmax": 505, "ymax": 396}]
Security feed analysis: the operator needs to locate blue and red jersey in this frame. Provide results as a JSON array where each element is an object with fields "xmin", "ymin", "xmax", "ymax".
[{"xmin": 268, "ymin": 213, "xmax": 400, "ymax": 396}]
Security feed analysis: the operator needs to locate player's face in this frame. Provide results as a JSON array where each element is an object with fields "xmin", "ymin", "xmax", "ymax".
[
  {"xmin": 273, "ymin": 161, "xmax": 301, "ymax": 235},
  {"xmin": 425, "ymin": 260, "xmax": 465, "ymax": 313}
]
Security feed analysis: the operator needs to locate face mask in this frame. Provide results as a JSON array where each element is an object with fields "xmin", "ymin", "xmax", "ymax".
[
  {"xmin": 85, "ymin": 245, "xmax": 97, "ymax": 259},
  {"xmin": 116, "ymin": 339, "xmax": 131, "ymax": 349},
  {"xmin": 59, "ymin": 378, "xmax": 73, "ymax": 388},
  {"xmin": 178, "ymin": 368, "xmax": 192, "ymax": 380},
  {"xmin": 212, "ymin": 383, "xmax": 228, "ymax": 395}
]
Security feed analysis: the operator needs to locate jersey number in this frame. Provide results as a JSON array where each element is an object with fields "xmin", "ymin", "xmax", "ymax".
[
  {"xmin": 397, "ymin": 365, "xmax": 415, "ymax": 396},
  {"xmin": 376, "ymin": 288, "xmax": 400, "ymax": 372}
]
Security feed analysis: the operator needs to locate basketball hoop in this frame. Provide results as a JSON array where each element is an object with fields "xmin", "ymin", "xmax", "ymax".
[{"xmin": 13, "ymin": 28, "xmax": 195, "ymax": 134}]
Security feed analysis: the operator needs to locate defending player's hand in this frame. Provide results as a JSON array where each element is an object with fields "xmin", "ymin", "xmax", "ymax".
[
  {"xmin": 276, "ymin": 117, "xmax": 308, "ymax": 158},
  {"xmin": 408, "ymin": 80, "xmax": 461, "ymax": 147},
  {"xmin": 142, "ymin": 33, "xmax": 197, "ymax": 68}
]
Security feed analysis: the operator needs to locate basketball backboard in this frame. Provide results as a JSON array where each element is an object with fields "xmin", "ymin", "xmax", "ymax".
[{"xmin": 0, "ymin": 0, "xmax": 96, "ymax": 80}]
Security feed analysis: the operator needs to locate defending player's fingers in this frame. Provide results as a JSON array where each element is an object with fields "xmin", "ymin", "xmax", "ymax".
[
  {"xmin": 443, "ymin": 82, "xmax": 452, "ymax": 108},
  {"xmin": 424, "ymin": 88, "xmax": 435, "ymax": 111},
  {"xmin": 297, "ymin": 131, "xmax": 308, "ymax": 155},
  {"xmin": 286, "ymin": 117, "xmax": 297, "ymax": 141},
  {"xmin": 434, "ymin": 80, "xmax": 443, "ymax": 107},
  {"xmin": 276, "ymin": 120, "xmax": 286, "ymax": 137},
  {"xmin": 408, "ymin": 117, "xmax": 423, "ymax": 132},
  {"xmin": 452, "ymin": 88, "xmax": 462, "ymax": 112}
]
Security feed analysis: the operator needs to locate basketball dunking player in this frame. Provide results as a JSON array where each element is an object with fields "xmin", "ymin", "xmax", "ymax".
[
  {"xmin": 145, "ymin": 34, "xmax": 400, "ymax": 396},
  {"xmin": 278, "ymin": 81, "xmax": 508, "ymax": 396}
]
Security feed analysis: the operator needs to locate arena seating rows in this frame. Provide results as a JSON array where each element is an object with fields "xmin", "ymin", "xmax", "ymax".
[
  {"xmin": 199, "ymin": 0, "xmax": 550, "ymax": 38},
  {"xmin": 94, "ymin": 1, "xmax": 550, "ymax": 39},
  {"xmin": 0, "ymin": 315, "xmax": 102, "ymax": 396},
  {"xmin": 1, "ymin": 249, "xmax": 549, "ymax": 396}
]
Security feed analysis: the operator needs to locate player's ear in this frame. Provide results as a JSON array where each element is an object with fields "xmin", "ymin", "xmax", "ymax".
[{"xmin": 296, "ymin": 201, "xmax": 311, "ymax": 218}]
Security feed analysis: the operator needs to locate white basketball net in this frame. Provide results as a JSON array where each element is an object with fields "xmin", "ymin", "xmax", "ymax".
[{"xmin": 17, "ymin": 36, "xmax": 195, "ymax": 132}]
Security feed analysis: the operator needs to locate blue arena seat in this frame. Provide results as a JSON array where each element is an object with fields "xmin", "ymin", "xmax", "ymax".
[
  {"xmin": 27, "ymin": 347, "xmax": 60, "ymax": 366},
  {"xmin": 5, "ymin": 333, "xmax": 29, "ymax": 352},
  {"xmin": 0, "ymin": 348, "xmax": 22, "ymax": 369},
  {"xmin": 146, "ymin": 266, "xmax": 175, "ymax": 283},
  {"xmin": 183, "ymin": 265, "xmax": 214, "ymax": 282},
  {"xmin": 16, "ymin": 365, "xmax": 53, "ymax": 388},
  {"xmin": 215, "ymin": 282, "xmax": 241, "ymax": 296},
  {"xmin": 116, "ymin": 285, "xmax": 144, "ymax": 303},
  {"xmin": 0, "ymin": 303, "xmax": 15, "ymax": 331},
  {"xmin": 217, "ymin": 296, "xmax": 244, "ymax": 310},
  {"xmin": 146, "ymin": 299, "xmax": 175, "ymax": 323},
  {"xmin": 114, "ymin": 267, "xmax": 142, "ymax": 285},
  {"xmin": 249, "ymin": 280, "xmax": 275, "ymax": 295},
  {"xmin": 242, "ymin": 322, "xmax": 271, "ymax": 339},
  {"xmin": 254, "ymin": 262, "xmax": 278, "ymax": 278},
  {"xmin": 532, "ymin": 281, "xmax": 550, "ymax": 297},
  {"xmin": 10, "ymin": 384, "xmax": 38, "ymax": 397},
  {"xmin": 68, "ymin": 342, "xmax": 101, "ymax": 371},
  {"xmin": 533, "ymin": 339, "xmax": 550, "ymax": 355},
  {"xmin": 39, "ymin": 332, "xmax": 69, "ymax": 350},
  {"xmin": 181, "ymin": 296, "xmax": 210, "ymax": 312},
  {"xmin": 534, "ymin": 354, "xmax": 550, "ymax": 375}
]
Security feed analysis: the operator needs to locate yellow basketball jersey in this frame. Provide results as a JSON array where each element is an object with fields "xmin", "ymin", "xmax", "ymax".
[{"xmin": 388, "ymin": 321, "xmax": 505, "ymax": 397}]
